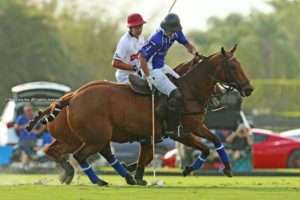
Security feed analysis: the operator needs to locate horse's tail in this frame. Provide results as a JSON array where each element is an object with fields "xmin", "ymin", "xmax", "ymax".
[{"xmin": 26, "ymin": 92, "xmax": 73, "ymax": 131}]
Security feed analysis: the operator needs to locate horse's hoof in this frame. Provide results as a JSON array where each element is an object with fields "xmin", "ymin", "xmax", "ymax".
[
  {"xmin": 182, "ymin": 166, "xmax": 193, "ymax": 177},
  {"xmin": 96, "ymin": 179, "xmax": 109, "ymax": 187},
  {"xmin": 59, "ymin": 166, "xmax": 75, "ymax": 185},
  {"xmin": 135, "ymin": 178, "xmax": 147, "ymax": 186},
  {"xmin": 60, "ymin": 173, "xmax": 74, "ymax": 185},
  {"xmin": 222, "ymin": 166, "xmax": 233, "ymax": 177},
  {"xmin": 125, "ymin": 175, "xmax": 137, "ymax": 185}
]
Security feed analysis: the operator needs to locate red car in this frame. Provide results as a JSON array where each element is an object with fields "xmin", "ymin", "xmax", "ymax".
[
  {"xmin": 252, "ymin": 128, "xmax": 300, "ymax": 168},
  {"xmin": 162, "ymin": 128, "xmax": 300, "ymax": 169}
]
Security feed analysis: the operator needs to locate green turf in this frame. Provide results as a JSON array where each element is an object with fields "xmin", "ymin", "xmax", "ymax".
[{"xmin": 0, "ymin": 174, "xmax": 299, "ymax": 200}]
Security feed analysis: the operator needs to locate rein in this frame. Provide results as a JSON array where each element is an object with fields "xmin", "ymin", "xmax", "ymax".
[
  {"xmin": 176, "ymin": 54, "xmax": 240, "ymax": 115},
  {"xmin": 176, "ymin": 57, "xmax": 216, "ymax": 116}
]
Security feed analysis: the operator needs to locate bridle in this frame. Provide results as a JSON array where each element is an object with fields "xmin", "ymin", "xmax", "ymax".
[
  {"xmin": 178, "ymin": 53, "xmax": 249, "ymax": 115},
  {"xmin": 214, "ymin": 55, "xmax": 250, "ymax": 94}
]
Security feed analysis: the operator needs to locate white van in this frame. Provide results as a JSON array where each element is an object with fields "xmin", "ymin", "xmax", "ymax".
[{"xmin": 0, "ymin": 81, "xmax": 71, "ymax": 145}]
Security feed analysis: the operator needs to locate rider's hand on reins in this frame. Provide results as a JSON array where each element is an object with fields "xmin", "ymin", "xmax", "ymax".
[
  {"xmin": 132, "ymin": 64, "xmax": 143, "ymax": 77},
  {"xmin": 132, "ymin": 64, "xmax": 138, "ymax": 72},
  {"xmin": 192, "ymin": 52, "xmax": 203, "ymax": 64},
  {"xmin": 195, "ymin": 52, "xmax": 205, "ymax": 59}
]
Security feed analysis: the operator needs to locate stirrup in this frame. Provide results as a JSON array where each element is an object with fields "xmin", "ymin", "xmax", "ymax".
[
  {"xmin": 177, "ymin": 124, "xmax": 184, "ymax": 138},
  {"xmin": 165, "ymin": 124, "xmax": 184, "ymax": 138}
]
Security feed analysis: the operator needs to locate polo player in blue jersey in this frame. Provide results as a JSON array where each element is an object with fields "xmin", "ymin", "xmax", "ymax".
[{"xmin": 139, "ymin": 13, "xmax": 199, "ymax": 136}]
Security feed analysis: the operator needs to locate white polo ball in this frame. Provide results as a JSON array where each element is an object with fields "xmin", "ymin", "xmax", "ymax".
[{"xmin": 156, "ymin": 180, "xmax": 165, "ymax": 187}]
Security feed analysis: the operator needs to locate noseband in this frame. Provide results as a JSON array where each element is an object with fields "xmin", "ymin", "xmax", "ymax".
[{"xmin": 219, "ymin": 56, "xmax": 249, "ymax": 92}]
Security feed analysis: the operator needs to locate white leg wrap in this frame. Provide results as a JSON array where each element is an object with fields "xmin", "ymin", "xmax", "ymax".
[
  {"xmin": 216, "ymin": 145, "xmax": 224, "ymax": 151},
  {"xmin": 81, "ymin": 164, "xmax": 92, "ymax": 172},
  {"xmin": 110, "ymin": 159, "xmax": 118, "ymax": 166}
]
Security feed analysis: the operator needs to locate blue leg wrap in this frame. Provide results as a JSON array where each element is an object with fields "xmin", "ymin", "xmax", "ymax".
[
  {"xmin": 108, "ymin": 155, "xmax": 128, "ymax": 177},
  {"xmin": 215, "ymin": 143, "xmax": 229, "ymax": 164},
  {"xmin": 191, "ymin": 154, "xmax": 208, "ymax": 170},
  {"xmin": 80, "ymin": 161, "xmax": 99, "ymax": 184}
]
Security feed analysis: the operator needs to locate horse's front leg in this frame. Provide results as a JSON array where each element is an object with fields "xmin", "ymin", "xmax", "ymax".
[
  {"xmin": 194, "ymin": 125, "xmax": 232, "ymax": 177},
  {"xmin": 182, "ymin": 115, "xmax": 232, "ymax": 177},
  {"xmin": 175, "ymin": 134, "xmax": 210, "ymax": 176},
  {"xmin": 135, "ymin": 143, "xmax": 153, "ymax": 185}
]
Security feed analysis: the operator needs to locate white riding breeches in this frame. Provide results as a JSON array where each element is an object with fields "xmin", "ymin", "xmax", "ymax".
[
  {"xmin": 115, "ymin": 68, "xmax": 142, "ymax": 84},
  {"xmin": 115, "ymin": 60, "xmax": 142, "ymax": 83},
  {"xmin": 116, "ymin": 74, "xmax": 129, "ymax": 83},
  {"xmin": 149, "ymin": 64, "xmax": 180, "ymax": 96},
  {"xmin": 115, "ymin": 69, "xmax": 130, "ymax": 83}
]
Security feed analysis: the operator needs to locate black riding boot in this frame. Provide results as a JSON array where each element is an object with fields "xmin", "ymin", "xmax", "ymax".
[{"xmin": 165, "ymin": 89, "xmax": 184, "ymax": 137}]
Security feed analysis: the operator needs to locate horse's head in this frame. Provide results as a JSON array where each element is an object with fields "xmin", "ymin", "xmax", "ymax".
[{"xmin": 212, "ymin": 45, "xmax": 254, "ymax": 97}]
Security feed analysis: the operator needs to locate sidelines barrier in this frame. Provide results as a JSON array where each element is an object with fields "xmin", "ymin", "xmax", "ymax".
[{"xmin": 0, "ymin": 146, "xmax": 14, "ymax": 166}]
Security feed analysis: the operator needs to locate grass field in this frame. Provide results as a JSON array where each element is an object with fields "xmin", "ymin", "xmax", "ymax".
[{"xmin": 0, "ymin": 174, "xmax": 299, "ymax": 200}]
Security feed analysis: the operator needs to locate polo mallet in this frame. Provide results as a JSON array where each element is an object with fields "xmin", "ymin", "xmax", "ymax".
[
  {"xmin": 149, "ymin": 88, "xmax": 164, "ymax": 187},
  {"xmin": 151, "ymin": 89, "xmax": 156, "ymax": 178},
  {"xmin": 240, "ymin": 110, "xmax": 252, "ymax": 132},
  {"xmin": 168, "ymin": 0, "xmax": 177, "ymax": 13},
  {"xmin": 149, "ymin": 0, "xmax": 177, "ymax": 187}
]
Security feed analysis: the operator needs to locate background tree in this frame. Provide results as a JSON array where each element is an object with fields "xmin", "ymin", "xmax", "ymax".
[{"xmin": 1, "ymin": 0, "xmax": 300, "ymax": 117}]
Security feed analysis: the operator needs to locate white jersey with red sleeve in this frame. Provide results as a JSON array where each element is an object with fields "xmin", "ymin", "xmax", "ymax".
[{"xmin": 113, "ymin": 32, "xmax": 145, "ymax": 83}]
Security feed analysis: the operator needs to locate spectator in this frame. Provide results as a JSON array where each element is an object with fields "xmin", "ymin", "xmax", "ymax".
[
  {"xmin": 226, "ymin": 124, "xmax": 253, "ymax": 172},
  {"xmin": 14, "ymin": 103, "xmax": 45, "ymax": 169},
  {"xmin": 214, "ymin": 129, "xmax": 231, "ymax": 143},
  {"xmin": 35, "ymin": 131, "xmax": 53, "ymax": 162}
]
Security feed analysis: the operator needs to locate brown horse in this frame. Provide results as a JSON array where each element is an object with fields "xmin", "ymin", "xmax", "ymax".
[
  {"xmin": 30, "ymin": 55, "xmax": 197, "ymax": 185},
  {"xmin": 28, "ymin": 45, "xmax": 253, "ymax": 186}
]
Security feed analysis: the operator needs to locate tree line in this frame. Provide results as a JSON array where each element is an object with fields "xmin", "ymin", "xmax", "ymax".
[{"xmin": 1, "ymin": 0, "xmax": 299, "ymax": 115}]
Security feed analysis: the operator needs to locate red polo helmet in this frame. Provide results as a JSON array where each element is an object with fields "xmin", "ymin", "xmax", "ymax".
[{"xmin": 127, "ymin": 13, "xmax": 146, "ymax": 27}]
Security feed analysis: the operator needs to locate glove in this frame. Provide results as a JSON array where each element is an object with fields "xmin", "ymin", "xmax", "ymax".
[
  {"xmin": 194, "ymin": 51, "xmax": 201, "ymax": 59},
  {"xmin": 132, "ymin": 64, "xmax": 138, "ymax": 72},
  {"xmin": 195, "ymin": 52, "xmax": 207, "ymax": 60},
  {"xmin": 146, "ymin": 76, "xmax": 153, "ymax": 91},
  {"xmin": 192, "ymin": 51, "xmax": 201, "ymax": 64}
]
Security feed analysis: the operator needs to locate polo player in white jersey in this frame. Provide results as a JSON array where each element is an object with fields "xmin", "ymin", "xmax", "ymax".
[{"xmin": 112, "ymin": 13, "xmax": 146, "ymax": 83}]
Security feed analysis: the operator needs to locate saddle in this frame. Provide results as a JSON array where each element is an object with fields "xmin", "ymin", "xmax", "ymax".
[
  {"xmin": 129, "ymin": 74, "xmax": 168, "ymax": 115},
  {"xmin": 128, "ymin": 74, "xmax": 152, "ymax": 96}
]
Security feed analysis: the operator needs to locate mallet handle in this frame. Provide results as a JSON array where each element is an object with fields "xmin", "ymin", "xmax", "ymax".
[{"xmin": 151, "ymin": 93, "xmax": 156, "ymax": 178}]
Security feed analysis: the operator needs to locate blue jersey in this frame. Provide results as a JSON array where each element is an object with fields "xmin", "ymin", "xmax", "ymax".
[
  {"xmin": 15, "ymin": 115, "xmax": 36, "ymax": 141},
  {"xmin": 139, "ymin": 28, "xmax": 189, "ymax": 69}
]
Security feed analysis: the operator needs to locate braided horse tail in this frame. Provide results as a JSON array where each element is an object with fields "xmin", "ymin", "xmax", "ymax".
[
  {"xmin": 26, "ymin": 92, "xmax": 73, "ymax": 131},
  {"xmin": 26, "ymin": 80, "xmax": 113, "ymax": 131}
]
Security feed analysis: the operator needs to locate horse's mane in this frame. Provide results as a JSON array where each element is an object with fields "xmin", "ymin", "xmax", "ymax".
[{"xmin": 180, "ymin": 53, "xmax": 218, "ymax": 77}]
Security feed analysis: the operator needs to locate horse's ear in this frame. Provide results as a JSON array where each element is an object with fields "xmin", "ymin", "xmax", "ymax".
[
  {"xmin": 221, "ymin": 47, "xmax": 226, "ymax": 56},
  {"xmin": 230, "ymin": 44, "xmax": 238, "ymax": 54}
]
